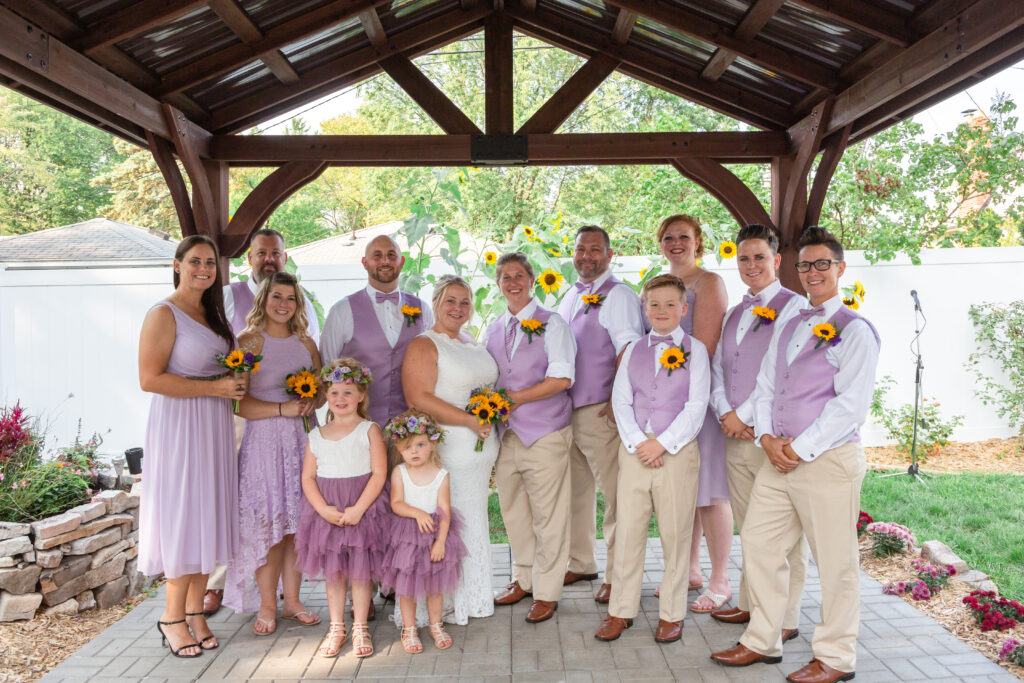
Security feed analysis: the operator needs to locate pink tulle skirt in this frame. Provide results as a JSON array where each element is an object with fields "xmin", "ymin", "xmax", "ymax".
[
  {"xmin": 381, "ymin": 510, "xmax": 467, "ymax": 600},
  {"xmin": 293, "ymin": 474, "xmax": 390, "ymax": 582}
]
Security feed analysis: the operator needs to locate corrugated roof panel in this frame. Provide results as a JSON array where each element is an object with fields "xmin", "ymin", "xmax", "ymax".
[
  {"xmin": 631, "ymin": 15, "xmax": 717, "ymax": 67},
  {"xmin": 720, "ymin": 55, "xmax": 811, "ymax": 107},
  {"xmin": 51, "ymin": 0, "xmax": 131, "ymax": 24},
  {"xmin": 380, "ymin": 0, "xmax": 461, "ymax": 34},
  {"xmin": 543, "ymin": 0, "xmax": 609, "ymax": 21},
  {"xmin": 115, "ymin": 5, "xmax": 238, "ymax": 75},
  {"xmin": 760, "ymin": 2, "xmax": 876, "ymax": 70},
  {"xmin": 238, "ymin": 0, "xmax": 340, "ymax": 32},
  {"xmin": 658, "ymin": 0, "xmax": 747, "ymax": 31},
  {"xmin": 281, "ymin": 18, "xmax": 367, "ymax": 72},
  {"xmin": 184, "ymin": 61, "xmax": 279, "ymax": 110}
]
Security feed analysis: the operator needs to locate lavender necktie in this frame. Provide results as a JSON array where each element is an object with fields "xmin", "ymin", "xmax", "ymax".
[{"xmin": 504, "ymin": 317, "xmax": 518, "ymax": 361}]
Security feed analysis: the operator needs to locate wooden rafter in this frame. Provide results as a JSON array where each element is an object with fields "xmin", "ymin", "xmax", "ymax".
[
  {"xmin": 380, "ymin": 55, "xmax": 482, "ymax": 134},
  {"xmin": 154, "ymin": 0, "xmax": 392, "ymax": 97},
  {"xmin": 359, "ymin": 8, "xmax": 387, "ymax": 49},
  {"xmin": 701, "ymin": 0, "xmax": 785, "ymax": 82},
  {"xmin": 77, "ymin": 0, "xmax": 208, "ymax": 55},
  {"xmin": 209, "ymin": 0, "xmax": 298, "ymax": 85},
  {"xmin": 788, "ymin": 0, "xmax": 915, "ymax": 47},
  {"xmin": 671, "ymin": 158, "xmax": 772, "ymax": 228},
  {"xmin": 806, "ymin": 124, "xmax": 851, "ymax": 226},
  {"xmin": 145, "ymin": 130, "xmax": 197, "ymax": 237},
  {"xmin": 484, "ymin": 12, "xmax": 513, "ymax": 134},
  {"xmin": 779, "ymin": 99, "xmax": 832, "ymax": 234},
  {"xmin": 161, "ymin": 104, "xmax": 219, "ymax": 237},
  {"xmin": 602, "ymin": 0, "xmax": 838, "ymax": 90},
  {"xmin": 610, "ymin": 9, "xmax": 636, "ymax": 45},
  {"xmin": 517, "ymin": 53, "xmax": 620, "ymax": 135}
]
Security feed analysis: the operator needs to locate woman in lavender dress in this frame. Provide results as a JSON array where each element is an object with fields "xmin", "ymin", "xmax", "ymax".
[
  {"xmin": 658, "ymin": 214, "xmax": 735, "ymax": 613},
  {"xmin": 225, "ymin": 271, "xmax": 323, "ymax": 634},
  {"xmin": 138, "ymin": 235, "xmax": 244, "ymax": 658}
]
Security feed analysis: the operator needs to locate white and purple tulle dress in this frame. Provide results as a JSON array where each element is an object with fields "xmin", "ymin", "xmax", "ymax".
[
  {"xmin": 293, "ymin": 421, "xmax": 389, "ymax": 582},
  {"xmin": 381, "ymin": 464, "xmax": 467, "ymax": 600}
]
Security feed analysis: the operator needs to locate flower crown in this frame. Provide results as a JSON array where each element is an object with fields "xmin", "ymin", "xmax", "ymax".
[
  {"xmin": 383, "ymin": 413, "xmax": 446, "ymax": 443},
  {"xmin": 320, "ymin": 363, "xmax": 373, "ymax": 386}
]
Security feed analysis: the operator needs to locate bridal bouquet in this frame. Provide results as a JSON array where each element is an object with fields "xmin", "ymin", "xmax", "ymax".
[
  {"xmin": 465, "ymin": 386, "xmax": 512, "ymax": 452},
  {"xmin": 216, "ymin": 347, "xmax": 262, "ymax": 413},
  {"xmin": 284, "ymin": 367, "xmax": 319, "ymax": 432}
]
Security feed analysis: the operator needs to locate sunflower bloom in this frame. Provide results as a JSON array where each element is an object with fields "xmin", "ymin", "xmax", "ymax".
[
  {"xmin": 719, "ymin": 241, "xmax": 737, "ymax": 259},
  {"xmin": 548, "ymin": 247, "xmax": 561, "ymax": 256},
  {"xmin": 537, "ymin": 269, "xmax": 564, "ymax": 294},
  {"xmin": 225, "ymin": 349, "xmax": 245, "ymax": 368},
  {"xmin": 853, "ymin": 281, "xmax": 866, "ymax": 300},
  {"xmin": 659, "ymin": 346, "xmax": 688, "ymax": 377},
  {"xmin": 484, "ymin": 251, "xmax": 498, "ymax": 265},
  {"xmin": 639, "ymin": 268, "xmax": 648, "ymax": 280},
  {"xmin": 522, "ymin": 226, "xmax": 534, "ymax": 238},
  {"xmin": 843, "ymin": 296, "xmax": 860, "ymax": 310},
  {"xmin": 813, "ymin": 323, "xmax": 837, "ymax": 341}
]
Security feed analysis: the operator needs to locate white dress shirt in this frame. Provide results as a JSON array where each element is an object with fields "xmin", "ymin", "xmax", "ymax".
[
  {"xmin": 612, "ymin": 328, "xmax": 710, "ymax": 455},
  {"xmin": 319, "ymin": 284, "xmax": 434, "ymax": 361},
  {"xmin": 752, "ymin": 294, "xmax": 880, "ymax": 462},
  {"xmin": 481, "ymin": 298, "xmax": 576, "ymax": 383},
  {"xmin": 224, "ymin": 277, "xmax": 321, "ymax": 343},
  {"xmin": 710, "ymin": 279, "xmax": 803, "ymax": 423},
  {"xmin": 566, "ymin": 270, "xmax": 646, "ymax": 354}
]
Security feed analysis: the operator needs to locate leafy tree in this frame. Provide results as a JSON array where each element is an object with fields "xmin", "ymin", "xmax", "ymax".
[{"xmin": 90, "ymin": 139, "xmax": 182, "ymax": 235}]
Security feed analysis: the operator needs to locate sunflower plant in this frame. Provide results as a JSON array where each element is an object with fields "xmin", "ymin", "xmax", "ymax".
[
  {"xmin": 284, "ymin": 368, "xmax": 320, "ymax": 432},
  {"xmin": 842, "ymin": 279, "xmax": 867, "ymax": 310}
]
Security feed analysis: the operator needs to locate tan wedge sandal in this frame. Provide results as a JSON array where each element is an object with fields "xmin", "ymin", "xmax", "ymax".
[
  {"xmin": 316, "ymin": 621, "xmax": 347, "ymax": 658},
  {"xmin": 351, "ymin": 621, "xmax": 373, "ymax": 658},
  {"xmin": 429, "ymin": 622, "xmax": 452, "ymax": 650},
  {"xmin": 401, "ymin": 625, "xmax": 423, "ymax": 654}
]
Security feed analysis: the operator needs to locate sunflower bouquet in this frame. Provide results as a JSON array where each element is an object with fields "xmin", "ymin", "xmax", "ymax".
[
  {"xmin": 216, "ymin": 348, "xmax": 262, "ymax": 413},
  {"xmin": 465, "ymin": 386, "xmax": 513, "ymax": 451},
  {"xmin": 284, "ymin": 367, "xmax": 319, "ymax": 432}
]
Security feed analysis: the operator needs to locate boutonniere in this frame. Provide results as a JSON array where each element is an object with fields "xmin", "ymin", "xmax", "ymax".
[
  {"xmin": 520, "ymin": 318, "xmax": 546, "ymax": 344},
  {"xmin": 400, "ymin": 304, "xmax": 422, "ymax": 328},
  {"xmin": 751, "ymin": 305, "xmax": 777, "ymax": 332},
  {"xmin": 812, "ymin": 322, "xmax": 843, "ymax": 349},
  {"xmin": 659, "ymin": 346, "xmax": 689, "ymax": 377},
  {"xmin": 581, "ymin": 292, "xmax": 605, "ymax": 314}
]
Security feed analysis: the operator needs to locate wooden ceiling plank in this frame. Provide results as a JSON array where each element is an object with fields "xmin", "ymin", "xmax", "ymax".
[
  {"xmin": 155, "ymin": 0, "xmax": 393, "ymax": 97},
  {"xmin": 610, "ymin": 9, "xmax": 636, "ymax": 45},
  {"xmin": 701, "ymin": 0, "xmax": 785, "ymax": 82},
  {"xmin": 517, "ymin": 53, "xmax": 620, "ymax": 134},
  {"xmin": 788, "ymin": 0, "xmax": 914, "ymax": 47},
  {"xmin": 208, "ymin": 0, "xmax": 299, "ymax": 85},
  {"xmin": 603, "ymin": 0, "xmax": 838, "ymax": 90},
  {"xmin": 485, "ymin": 11, "xmax": 514, "ymax": 134},
  {"xmin": 0, "ymin": 0, "xmax": 79, "ymax": 37},
  {"xmin": 379, "ymin": 54, "xmax": 482, "ymax": 134},
  {"xmin": 78, "ymin": 0, "xmax": 209, "ymax": 55}
]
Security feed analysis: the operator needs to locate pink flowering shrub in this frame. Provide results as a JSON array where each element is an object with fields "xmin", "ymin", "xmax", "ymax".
[
  {"xmin": 866, "ymin": 521, "xmax": 918, "ymax": 558},
  {"xmin": 999, "ymin": 638, "xmax": 1024, "ymax": 666},
  {"xmin": 882, "ymin": 560, "xmax": 955, "ymax": 601},
  {"xmin": 963, "ymin": 590, "xmax": 1024, "ymax": 632}
]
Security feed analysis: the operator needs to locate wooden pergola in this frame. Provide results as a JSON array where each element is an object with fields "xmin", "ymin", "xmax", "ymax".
[{"xmin": 1, "ymin": 0, "xmax": 1022, "ymax": 289}]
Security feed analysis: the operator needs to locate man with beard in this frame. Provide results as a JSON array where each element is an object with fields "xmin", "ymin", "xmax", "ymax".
[
  {"xmin": 557, "ymin": 226, "xmax": 644, "ymax": 604},
  {"xmin": 320, "ymin": 234, "xmax": 433, "ymax": 427}
]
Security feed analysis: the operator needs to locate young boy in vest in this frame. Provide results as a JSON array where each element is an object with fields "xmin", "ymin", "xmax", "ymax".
[
  {"xmin": 595, "ymin": 274, "xmax": 710, "ymax": 644},
  {"xmin": 711, "ymin": 227, "xmax": 879, "ymax": 683},
  {"xmin": 709, "ymin": 224, "xmax": 807, "ymax": 643}
]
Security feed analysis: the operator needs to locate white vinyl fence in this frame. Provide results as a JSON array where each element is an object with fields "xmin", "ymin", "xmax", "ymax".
[{"xmin": 1, "ymin": 246, "xmax": 1021, "ymax": 461}]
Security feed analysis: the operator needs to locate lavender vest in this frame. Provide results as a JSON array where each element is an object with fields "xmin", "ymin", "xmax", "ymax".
[
  {"xmin": 340, "ymin": 288, "xmax": 426, "ymax": 426},
  {"xmin": 720, "ymin": 287, "xmax": 801, "ymax": 409},
  {"xmin": 485, "ymin": 307, "xmax": 573, "ymax": 447},
  {"xmin": 627, "ymin": 333, "xmax": 694, "ymax": 436},
  {"xmin": 227, "ymin": 281, "xmax": 255, "ymax": 335},
  {"xmin": 771, "ymin": 306, "xmax": 880, "ymax": 443},
  {"xmin": 557, "ymin": 275, "xmax": 625, "ymax": 409}
]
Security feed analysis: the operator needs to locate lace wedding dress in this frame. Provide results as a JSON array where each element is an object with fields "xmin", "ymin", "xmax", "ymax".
[{"xmin": 394, "ymin": 329, "xmax": 499, "ymax": 627}]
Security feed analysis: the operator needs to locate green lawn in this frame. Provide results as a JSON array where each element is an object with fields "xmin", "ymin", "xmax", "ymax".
[{"xmin": 488, "ymin": 491, "xmax": 656, "ymax": 544}]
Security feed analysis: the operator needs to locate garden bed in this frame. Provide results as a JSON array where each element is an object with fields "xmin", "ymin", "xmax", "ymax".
[{"xmin": 866, "ymin": 437, "xmax": 1024, "ymax": 474}]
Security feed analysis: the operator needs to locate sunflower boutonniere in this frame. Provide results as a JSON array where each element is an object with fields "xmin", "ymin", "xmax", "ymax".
[
  {"xmin": 400, "ymin": 303, "xmax": 422, "ymax": 328},
  {"xmin": 520, "ymin": 318, "xmax": 547, "ymax": 344},
  {"xmin": 812, "ymin": 322, "xmax": 843, "ymax": 349},
  {"xmin": 659, "ymin": 346, "xmax": 690, "ymax": 377},
  {"xmin": 581, "ymin": 292, "xmax": 605, "ymax": 314},
  {"xmin": 751, "ymin": 305, "xmax": 777, "ymax": 332}
]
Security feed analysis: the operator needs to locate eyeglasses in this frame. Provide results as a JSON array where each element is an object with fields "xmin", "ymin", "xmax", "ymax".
[{"xmin": 795, "ymin": 259, "xmax": 841, "ymax": 273}]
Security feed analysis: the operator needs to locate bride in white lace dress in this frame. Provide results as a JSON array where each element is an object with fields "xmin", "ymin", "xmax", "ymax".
[{"xmin": 399, "ymin": 275, "xmax": 499, "ymax": 626}]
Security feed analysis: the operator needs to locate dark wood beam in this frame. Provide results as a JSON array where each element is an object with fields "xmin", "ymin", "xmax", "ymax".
[
  {"xmin": 206, "ymin": 7, "xmax": 491, "ymax": 133},
  {"xmin": 146, "ymin": 129, "xmax": 197, "ymax": 237},
  {"xmin": 517, "ymin": 54, "xmax": 619, "ymax": 134},
  {"xmin": 671, "ymin": 158, "xmax": 772, "ymax": 228},
  {"xmin": 209, "ymin": 0, "xmax": 299, "ymax": 84},
  {"xmin": 603, "ymin": 0, "xmax": 838, "ymax": 90},
  {"xmin": 379, "ymin": 55, "xmax": 482, "ymax": 134},
  {"xmin": 78, "ymin": 0, "xmax": 209, "ymax": 55},
  {"xmin": 154, "ymin": 0, "xmax": 392, "ymax": 96},
  {"xmin": 788, "ymin": 0, "xmax": 915, "ymax": 47},
  {"xmin": 610, "ymin": 9, "xmax": 636, "ymax": 45},
  {"xmin": 161, "ymin": 104, "xmax": 217, "ymax": 235},
  {"xmin": 359, "ymin": 8, "xmax": 388, "ymax": 49},
  {"xmin": 701, "ymin": 0, "xmax": 785, "ymax": 82},
  {"xmin": 484, "ymin": 12, "xmax": 514, "ymax": 134},
  {"xmin": 806, "ymin": 124, "xmax": 851, "ymax": 226},
  {"xmin": 209, "ymin": 131, "xmax": 789, "ymax": 165},
  {"xmin": 220, "ymin": 162, "xmax": 329, "ymax": 258}
]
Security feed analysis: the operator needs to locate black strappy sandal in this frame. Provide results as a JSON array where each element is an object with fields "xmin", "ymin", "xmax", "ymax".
[
  {"xmin": 156, "ymin": 619, "xmax": 203, "ymax": 658},
  {"xmin": 185, "ymin": 611, "xmax": 219, "ymax": 650}
]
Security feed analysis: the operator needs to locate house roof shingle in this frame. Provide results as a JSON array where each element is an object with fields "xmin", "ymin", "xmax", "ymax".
[{"xmin": 0, "ymin": 218, "xmax": 178, "ymax": 263}]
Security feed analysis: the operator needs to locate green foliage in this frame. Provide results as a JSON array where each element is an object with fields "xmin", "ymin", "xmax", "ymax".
[
  {"xmin": 0, "ymin": 462, "xmax": 91, "ymax": 523},
  {"xmin": 966, "ymin": 300, "xmax": 1024, "ymax": 434},
  {"xmin": 869, "ymin": 530, "xmax": 912, "ymax": 558},
  {"xmin": 870, "ymin": 375, "xmax": 964, "ymax": 459}
]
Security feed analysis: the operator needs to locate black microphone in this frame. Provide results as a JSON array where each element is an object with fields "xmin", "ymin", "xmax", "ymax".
[{"xmin": 911, "ymin": 290, "xmax": 921, "ymax": 311}]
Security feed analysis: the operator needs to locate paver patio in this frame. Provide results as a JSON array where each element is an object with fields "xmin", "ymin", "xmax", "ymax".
[{"xmin": 41, "ymin": 537, "xmax": 1015, "ymax": 682}]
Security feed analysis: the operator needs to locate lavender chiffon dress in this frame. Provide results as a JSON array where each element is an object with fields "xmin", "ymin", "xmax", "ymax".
[
  {"xmin": 139, "ymin": 302, "xmax": 238, "ymax": 579},
  {"xmin": 293, "ymin": 421, "xmax": 389, "ymax": 582},
  {"xmin": 224, "ymin": 332, "xmax": 316, "ymax": 612},
  {"xmin": 682, "ymin": 287, "xmax": 731, "ymax": 507}
]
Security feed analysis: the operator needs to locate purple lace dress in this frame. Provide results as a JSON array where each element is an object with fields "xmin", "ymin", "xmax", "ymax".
[
  {"xmin": 139, "ymin": 302, "xmax": 238, "ymax": 579},
  {"xmin": 224, "ymin": 332, "xmax": 317, "ymax": 612}
]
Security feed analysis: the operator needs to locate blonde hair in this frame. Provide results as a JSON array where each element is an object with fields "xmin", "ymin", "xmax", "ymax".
[
  {"xmin": 243, "ymin": 271, "xmax": 311, "ymax": 340},
  {"xmin": 656, "ymin": 214, "xmax": 705, "ymax": 258},
  {"xmin": 322, "ymin": 356, "xmax": 371, "ymax": 421},
  {"xmin": 431, "ymin": 274, "xmax": 471, "ymax": 313},
  {"xmin": 388, "ymin": 408, "xmax": 443, "ymax": 467},
  {"xmin": 641, "ymin": 273, "xmax": 687, "ymax": 302}
]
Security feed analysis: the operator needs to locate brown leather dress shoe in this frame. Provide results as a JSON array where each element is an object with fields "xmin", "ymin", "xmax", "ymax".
[
  {"xmin": 711, "ymin": 606, "xmax": 750, "ymax": 624},
  {"xmin": 654, "ymin": 619, "xmax": 683, "ymax": 643},
  {"xmin": 525, "ymin": 600, "xmax": 557, "ymax": 623},
  {"xmin": 594, "ymin": 615, "xmax": 633, "ymax": 641},
  {"xmin": 710, "ymin": 643, "xmax": 783, "ymax": 667},
  {"xmin": 594, "ymin": 583, "xmax": 612, "ymax": 604},
  {"xmin": 203, "ymin": 589, "xmax": 223, "ymax": 616},
  {"xmin": 786, "ymin": 658, "xmax": 855, "ymax": 683},
  {"xmin": 494, "ymin": 581, "xmax": 531, "ymax": 606},
  {"xmin": 564, "ymin": 570, "xmax": 599, "ymax": 585},
  {"xmin": 782, "ymin": 627, "xmax": 800, "ymax": 643}
]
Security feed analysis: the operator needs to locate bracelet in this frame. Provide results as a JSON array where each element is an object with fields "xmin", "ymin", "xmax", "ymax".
[{"xmin": 278, "ymin": 402, "xmax": 282, "ymax": 416}]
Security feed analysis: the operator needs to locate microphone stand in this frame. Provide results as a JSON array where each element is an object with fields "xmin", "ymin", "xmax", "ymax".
[{"xmin": 881, "ymin": 293, "xmax": 931, "ymax": 483}]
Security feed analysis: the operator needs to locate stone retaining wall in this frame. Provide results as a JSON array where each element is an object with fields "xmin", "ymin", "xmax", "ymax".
[{"xmin": 0, "ymin": 487, "xmax": 151, "ymax": 621}]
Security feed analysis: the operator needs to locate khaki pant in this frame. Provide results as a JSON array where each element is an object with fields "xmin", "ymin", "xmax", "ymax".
[
  {"xmin": 567, "ymin": 402, "xmax": 622, "ymax": 577},
  {"xmin": 725, "ymin": 436, "xmax": 807, "ymax": 628},
  {"xmin": 739, "ymin": 442, "xmax": 866, "ymax": 673},
  {"xmin": 496, "ymin": 426, "xmax": 573, "ymax": 602},
  {"xmin": 609, "ymin": 439, "xmax": 700, "ymax": 623}
]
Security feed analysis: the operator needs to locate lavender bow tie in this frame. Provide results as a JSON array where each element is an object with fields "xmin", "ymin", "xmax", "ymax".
[
  {"xmin": 375, "ymin": 291, "xmax": 400, "ymax": 305},
  {"xmin": 799, "ymin": 305, "xmax": 826, "ymax": 321},
  {"xmin": 742, "ymin": 294, "xmax": 761, "ymax": 307},
  {"xmin": 650, "ymin": 334, "xmax": 675, "ymax": 345},
  {"xmin": 574, "ymin": 281, "xmax": 592, "ymax": 293}
]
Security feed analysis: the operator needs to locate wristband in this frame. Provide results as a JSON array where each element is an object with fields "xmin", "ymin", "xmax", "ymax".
[{"xmin": 278, "ymin": 402, "xmax": 282, "ymax": 416}]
